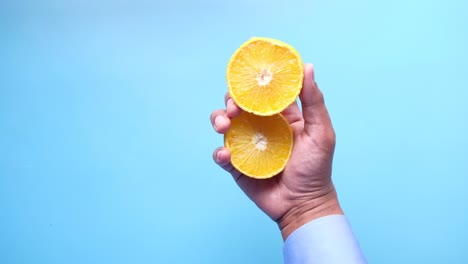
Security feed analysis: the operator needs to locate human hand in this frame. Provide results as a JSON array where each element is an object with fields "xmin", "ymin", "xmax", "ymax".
[{"xmin": 210, "ymin": 64, "xmax": 343, "ymax": 240}]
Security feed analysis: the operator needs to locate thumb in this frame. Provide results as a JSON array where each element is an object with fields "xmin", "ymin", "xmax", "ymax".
[{"xmin": 299, "ymin": 64, "xmax": 333, "ymax": 134}]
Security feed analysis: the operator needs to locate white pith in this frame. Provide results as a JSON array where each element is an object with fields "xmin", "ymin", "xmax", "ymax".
[
  {"xmin": 256, "ymin": 68, "xmax": 272, "ymax": 86},
  {"xmin": 252, "ymin": 132, "xmax": 267, "ymax": 151}
]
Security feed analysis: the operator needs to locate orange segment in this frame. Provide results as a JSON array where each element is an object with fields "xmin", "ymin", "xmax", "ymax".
[
  {"xmin": 224, "ymin": 111, "xmax": 293, "ymax": 179},
  {"xmin": 226, "ymin": 37, "xmax": 304, "ymax": 116}
]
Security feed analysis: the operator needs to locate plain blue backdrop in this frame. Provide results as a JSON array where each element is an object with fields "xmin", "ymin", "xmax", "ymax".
[{"xmin": 1, "ymin": 0, "xmax": 467, "ymax": 263}]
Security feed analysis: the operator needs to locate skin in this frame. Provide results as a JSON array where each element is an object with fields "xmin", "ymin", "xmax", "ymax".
[{"xmin": 210, "ymin": 64, "xmax": 343, "ymax": 240}]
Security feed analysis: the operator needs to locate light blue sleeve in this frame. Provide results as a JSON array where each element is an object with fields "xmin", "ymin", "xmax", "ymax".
[{"xmin": 283, "ymin": 215, "xmax": 367, "ymax": 264}]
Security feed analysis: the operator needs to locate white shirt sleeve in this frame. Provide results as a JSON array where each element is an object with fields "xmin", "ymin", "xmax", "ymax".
[{"xmin": 283, "ymin": 215, "xmax": 367, "ymax": 264}]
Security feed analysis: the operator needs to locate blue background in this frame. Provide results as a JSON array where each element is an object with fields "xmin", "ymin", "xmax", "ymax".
[{"xmin": 1, "ymin": 0, "xmax": 467, "ymax": 263}]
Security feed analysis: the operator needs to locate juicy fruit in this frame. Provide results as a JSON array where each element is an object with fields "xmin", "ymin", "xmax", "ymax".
[
  {"xmin": 226, "ymin": 37, "xmax": 304, "ymax": 116},
  {"xmin": 224, "ymin": 111, "xmax": 293, "ymax": 179}
]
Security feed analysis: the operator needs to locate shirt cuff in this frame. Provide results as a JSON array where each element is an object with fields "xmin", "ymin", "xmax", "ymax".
[{"xmin": 283, "ymin": 215, "xmax": 367, "ymax": 264}]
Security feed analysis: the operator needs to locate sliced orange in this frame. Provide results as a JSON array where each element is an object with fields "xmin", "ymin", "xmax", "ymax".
[
  {"xmin": 224, "ymin": 111, "xmax": 293, "ymax": 179},
  {"xmin": 226, "ymin": 37, "xmax": 304, "ymax": 116}
]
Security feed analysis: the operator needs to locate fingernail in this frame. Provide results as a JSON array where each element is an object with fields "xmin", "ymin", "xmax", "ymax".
[
  {"xmin": 227, "ymin": 98, "xmax": 233, "ymax": 107},
  {"xmin": 216, "ymin": 149, "xmax": 222, "ymax": 161},
  {"xmin": 214, "ymin": 115, "xmax": 224, "ymax": 130}
]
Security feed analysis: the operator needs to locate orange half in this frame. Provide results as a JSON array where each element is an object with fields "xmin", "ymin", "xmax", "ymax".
[
  {"xmin": 224, "ymin": 111, "xmax": 293, "ymax": 179},
  {"xmin": 226, "ymin": 37, "xmax": 304, "ymax": 116}
]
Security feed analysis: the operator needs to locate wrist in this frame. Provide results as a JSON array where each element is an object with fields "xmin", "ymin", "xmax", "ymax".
[{"xmin": 277, "ymin": 184, "xmax": 343, "ymax": 240}]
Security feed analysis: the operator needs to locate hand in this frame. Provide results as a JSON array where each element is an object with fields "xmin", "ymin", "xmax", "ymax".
[{"xmin": 210, "ymin": 64, "xmax": 343, "ymax": 240}]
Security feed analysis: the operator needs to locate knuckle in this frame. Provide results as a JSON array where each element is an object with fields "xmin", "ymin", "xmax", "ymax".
[
  {"xmin": 324, "ymin": 129, "xmax": 336, "ymax": 148},
  {"xmin": 210, "ymin": 109, "xmax": 223, "ymax": 122},
  {"xmin": 316, "ymin": 90, "xmax": 325, "ymax": 104},
  {"xmin": 212, "ymin": 148, "xmax": 221, "ymax": 163},
  {"xmin": 316, "ymin": 127, "xmax": 335, "ymax": 150}
]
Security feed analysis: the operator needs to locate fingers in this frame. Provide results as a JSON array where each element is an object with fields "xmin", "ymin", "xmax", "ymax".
[
  {"xmin": 281, "ymin": 100, "xmax": 302, "ymax": 125},
  {"xmin": 210, "ymin": 110, "xmax": 230, "ymax": 134},
  {"xmin": 212, "ymin": 147, "xmax": 250, "ymax": 188},
  {"xmin": 211, "ymin": 93, "xmax": 243, "ymax": 134},
  {"xmin": 213, "ymin": 147, "xmax": 242, "ymax": 179},
  {"xmin": 299, "ymin": 64, "xmax": 333, "ymax": 134},
  {"xmin": 224, "ymin": 92, "xmax": 242, "ymax": 118},
  {"xmin": 213, "ymin": 147, "xmax": 231, "ymax": 167},
  {"xmin": 211, "ymin": 94, "xmax": 244, "ymax": 183}
]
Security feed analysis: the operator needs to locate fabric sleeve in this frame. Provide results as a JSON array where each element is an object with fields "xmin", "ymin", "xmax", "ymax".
[{"xmin": 283, "ymin": 215, "xmax": 367, "ymax": 264}]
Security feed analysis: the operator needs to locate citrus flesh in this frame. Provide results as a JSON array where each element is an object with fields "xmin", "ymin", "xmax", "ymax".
[
  {"xmin": 226, "ymin": 37, "xmax": 304, "ymax": 116},
  {"xmin": 224, "ymin": 111, "xmax": 293, "ymax": 179}
]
